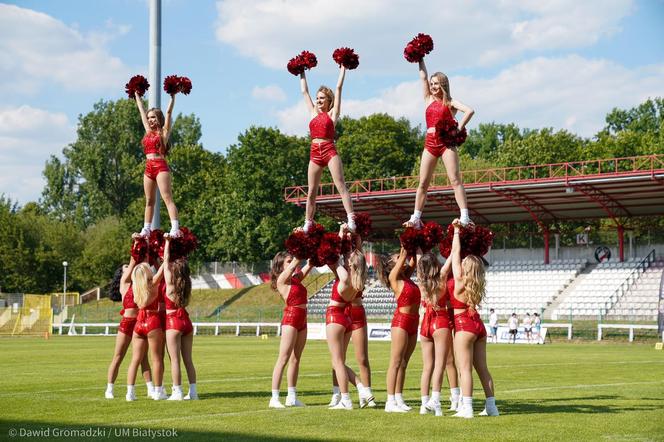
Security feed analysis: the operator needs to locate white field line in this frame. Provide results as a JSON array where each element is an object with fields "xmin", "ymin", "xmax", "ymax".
[{"xmin": 501, "ymin": 380, "xmax": 664, "ymax": 394}]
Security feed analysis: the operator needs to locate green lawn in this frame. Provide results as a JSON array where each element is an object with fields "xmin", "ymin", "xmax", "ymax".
[{"xmin": 1, "ymin": 337, "xmax": 663, "ymax": 441}]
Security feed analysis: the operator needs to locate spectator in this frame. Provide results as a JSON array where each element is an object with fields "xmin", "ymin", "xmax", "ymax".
[
  {"xmin": 533, "ymin": 313, "xmax": 542, "ymax": 344},
  {"xmin": 488, "ymin": 309, "xmax": 498, "ymax": 344},
  {"xmin": 522, "ymin": 313, "xmax": 532, "ymax": 344},
  {"xmin": 508, "ymin": 313, "xmax": 518, "ymax": 344}
]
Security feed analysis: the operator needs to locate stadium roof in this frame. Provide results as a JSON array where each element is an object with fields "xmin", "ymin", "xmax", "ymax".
[{"xmin": 285, "ymin": 154, "xmax": 664, "ymax": 238}]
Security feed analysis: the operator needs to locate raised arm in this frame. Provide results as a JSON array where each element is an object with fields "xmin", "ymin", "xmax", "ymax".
[
  {"xmin": 134, "ymin": 91, "xmax": 150, "ymax": 132},
  {"xmin": 162, "ymin": 236, "xmax": 171, "ymax": 283},
  {"xmin": 419, "ymin": 59, "xmax": 431, "ymax": 101},
  {"xmin": 451, "ymin": 219, "xmax": 463, "ymax": 283},
  {"xmin": 404, "ymin": 253, "xmax": 416, "ymax": 279},
  {"xmin": 389, "ymin": 247, "xmax": 408, "ymax": 291},
  {"xmin": 331, "ymin": 66, "xmax": 346, "ymax": 122},
  {"xmin": 440, "ymin": 254, "xmax": 453, "ymax": 280},
  {"xmin": 277, "ymin": 257, "xmax": 301, "ymax": 289},
  {"xmin": 450, "ymin": 99, "xmax": 475, "ymax": 130},
  {"xmin": 300, "ymin": 72, "xmax": 315, "ymax": 116},
  {"xmin": 300, "ymin": 260, "xmax": 314, "ymax": 279},
  {"xmin": 163, "ymin": 94, "xmax": 175, "ymax": 140},
  {"xmin": 152, "ymin": 263, "xmax": 165, "ymax": 286}
]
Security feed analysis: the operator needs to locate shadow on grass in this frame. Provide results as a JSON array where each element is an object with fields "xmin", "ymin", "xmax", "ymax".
[
  {"xmin": 502, "ymin": 396, "xmax": 663, "ymax": 415},
  {"xmin": 201, "ymin": 389, "xmax": 333, "ymax": 401},
  {"xmin": 0, "ymin": 419, "xmax": 327, "ymax": 442}
]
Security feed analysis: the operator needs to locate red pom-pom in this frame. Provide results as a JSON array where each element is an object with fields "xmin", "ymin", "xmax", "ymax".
[
  {"xmin": 130, "ymin": 238, "xmax": 148, "ymax": 262},
  {"xmin": 332, "ymin": 47, "xmax": 359, "ymax": 70},
  {"xmin": 317, "ymin": 233, "xmax": 341, "ymax": 266},
  {"xmin": 178, "ymin": 76, "xmax": 192, "ymax": 95},
  {"xmin": 354, "ymin": 212, "xmax": 372, "ymax": 239},
  {"xmin": 340, "ymin": 235, "xmax": 353, "ymax": 254},
  {"xmin": 403, "ymin": 33, "xmax": 434, "ymax": 63},
  {"xmin": 436, "ymin": 112, "xmax": 467, "ymax": 148},
  {"xmin": 125, "ymin": 75, "xmax": 150, "ymax": 98},
  {"xmin": 400, "ymin": 227, "xmax": 424, "ymax": 256},
  {"xmin": 439, "ymin": 224, "xmax": 494, "ymax": 259},
  {"xmin": 285, "ymin": 231, "xmax": 312, "ymax": 260},
  {"xmin": 163, "ymin": 75, "xmax": 180, "ymax": 95},
  {"xmin": 286, "ymin": 51, "xmax": 318, "ymax": 76},
  {"xmin": 166, "ymin": 227, "xmax": 199, "ymax": 260},
  {"xmin": 421, "ymin": 221, "xmax": 444, "ymax": 252},
  {"xmin": 147, "ymin": 229, "xmax": 164, "ymax": 265}
]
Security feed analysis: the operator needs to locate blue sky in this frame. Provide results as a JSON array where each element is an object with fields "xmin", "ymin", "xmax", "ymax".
[{"xmin": 1, "ymin": 0, "xmax": 663, "ymax": 204}]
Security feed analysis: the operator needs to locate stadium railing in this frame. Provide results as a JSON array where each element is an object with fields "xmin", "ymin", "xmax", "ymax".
[{"xmin": 597, "ymin": 323, "xmax": 663, "ymax": 342}]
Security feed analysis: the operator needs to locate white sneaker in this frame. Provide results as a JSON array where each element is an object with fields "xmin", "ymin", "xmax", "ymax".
[
  {"xmin": 359, "ymin": 393, "xmax": 376, "ymax": 409},
  {"xmin": 184, "ymin": 392, "xmax": 199, "ymax": 400},
  {"xmin": 453, "ymin": 406, "xmax": 474, "ymax": 418},
  {"xmin": 449, "ymin": 397, "xmax": 459, "ymax": 411},
  {"xmin": 347, "ymin": 219, "xmax": 357, "ymax": 233},
  {"xmin": 404, "ymin": 216, "xmax": 423, "ymax": 229},
  {"xmin": 169, "ymin": 228, "xmax": 182, "ymax": 238},
  {"xmin": 328, "ymin": 393, "xmax": 341, "ymax": 407},
  {"xmin": 269, "ymin": 398, "xmax": 285, "ymax": 409},
  {"xmin": 125, "ymin": 391, "xmax": 136, "ymax": 402},
  {"xmin": 303, "ymin": 220, "xmax": 312, "ymax": 233},
  {"xmin": 105, "ymin": 390, "xmax": 114, "ymax": 399},
  {"xmin": 152, "ymin": 389, "xmax": 168, "ymax": 401},
  {"xmin": 167, "ymin": 391, "xmax": 184, "ymax": 401},
  {"xmin": 147, "ymin": 388, "xmax": 155, "ymax": 398},
  {"xmin": 419, "ymin": 404, "xmax": 430, "ymax": 415},
  {"xmin": 460, "ymin": 218, "xmax": 475, "ymax": 228},
  {"xmin": 479, "ymin": 405, "xmax": 499, "ymax": 416},
  {"xmin": 385, "ymin": 401, "xmax": 407, "ymax": 413},
  {"xmin": 285, "ymin": 397, "xmax": 305, "ymax": 407},
  {"xmin": 329, "ymin": 399, "xmax": 353, "ymax": 410},
  {"xmin": 396, "ymin": 401, "xmax": 412, "ymax": 411},
  {"xmin": 139, "ymin": 226, "xmax": 151, "ymax": 237},
  {"xmin": 425, "ymin": 400, "xmax": 443, "ymax": 417}
]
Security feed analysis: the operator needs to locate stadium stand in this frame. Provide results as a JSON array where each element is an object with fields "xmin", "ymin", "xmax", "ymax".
[{"xmin": 605, "ymin": 259, "xmax": 663, "ymax": 321}]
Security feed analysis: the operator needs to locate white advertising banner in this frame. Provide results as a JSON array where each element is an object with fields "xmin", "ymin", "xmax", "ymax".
[{"xmin": 490, "ymin": 326, "xmax": 548, "ymax": 344}]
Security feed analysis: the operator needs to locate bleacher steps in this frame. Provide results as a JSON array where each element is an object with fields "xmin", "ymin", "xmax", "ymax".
[{"xmin": 545, "ymin": 263, "xmax": 596, "ymax": 320}]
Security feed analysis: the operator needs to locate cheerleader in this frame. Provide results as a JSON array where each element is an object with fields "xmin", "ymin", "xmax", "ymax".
[
  {"xmin": 162, "ymin": 235, "xmax": 197, "ymax": 400},
  {"xmin": 298, "ymin": 66, "xmax": 355, "ymax": 232},
  {"xmin": 329, "ymin": 232, "xmax": 375, "ymax": 409},
  {"xmin": 133, "ymin": 90, "xmax": 181, "ymax": 238},
  {"xmin": 449, "ymin": 219, "xmax": 498, "ymax": 417},
  {"xmin": 404, "ymin": 59, "xmax": 475, "ymax": 228},
  {"xmin": 377, "ymin": 244, "xmax": 420, "ymax": 412},
  {"xmin": 269, "ymin": 251, "xmax": 313, "ymax": 408},
  {"xmin": 104, "ymin": 243, "xmax": 153, "ymax": 399},
  {"xmin": 325, "ymin": 224, "xmax": 367, "ymax": 410},
  {"xmin": 125, "ymin": 262, "xmax": 166, "ymax": 401},
  {"xmin": 418, "ymin": 253, "xmax": 453, "ymax": 416}
]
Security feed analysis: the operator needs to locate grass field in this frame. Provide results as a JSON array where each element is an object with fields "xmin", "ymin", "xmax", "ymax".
[{"xmin": 1, "ymin": 337, "xmax": 663, "ymax": 441}]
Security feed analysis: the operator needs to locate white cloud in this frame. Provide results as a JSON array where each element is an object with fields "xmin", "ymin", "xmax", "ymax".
[
  {"xmin": 275, "ymin": 56, "xmax": 664, "ymax": 138},
  {"xmin": 0, "ymin": 106, "xmax": 75, "ymax": 204},
  {"xmin": 0, "ymin": 4, "xmax": 131, "ymax": 94},
  {"xmin": 215, "ymin": 0, "xmax": 634, "ymax": 71},
  {"xmin": 251, "ymin": 85, "xmax": 287, "ymax": 102}
]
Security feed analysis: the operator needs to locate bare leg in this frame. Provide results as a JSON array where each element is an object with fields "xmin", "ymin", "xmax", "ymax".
[
  {"xmin": 180, "ymin": 332, "xmax": 196, "ymax": 384},
  {"xmin": 396, "ymin": 333, "xmax": 418, "ymax": 394},
  {"xmin": 420, "ymin": 336, "xmax": 434, "ymax": 397},
  {"xmin": 107, "ymin": 331, "xmax": 132, "ymax": 383},
  {"xmin": 143, "ymin": 175, "xmax": 157, "ymax": 224},
  {"xmin": 472, "ymin": 337, "xmax": 494, "ymax": 398},
  {"xmin": 127, "ymin": 335, "xmax": 148, "ymax": 386},
  {"xmin": 445, "ymin": 339, "xmax": 458, "ymax": 389},
  {"xmin": 351, "ymin": 326, "xmax": 371, "ymax": 387},
  {"xmin": 305, "ymin": 161, "xmax": 325, "ymax": 223},
  {"xmin": 431, "ymin": 328, "xmax": 450, "ymax": 393},
  {"xmin": 454, "ymin": 331, "xmax": 476, "ymax": 398},
  {"xmin": 326, "ymin": 324, "xmax": 350, "ymax": 393},
  {"xmin": 327, "ymin": 155, "xmax": 353, "ymax": 216},
  {"xmin": 386, "ymin": 328, "xmax": 408, "ymax": 395},
  {"xmin": 413, "ymin": 150, "xmax": 439, "ymax": 214},
  {"xmin": 271, "ymin": 326, "xmax": 298, "ymax": 391},
  {"xmin": 140, "ymin": 351, "xmax": 152, "ymax": 383},
  {"xmin": 165, "ymin": 329, "xmax": 182, "ymax": 386},
  {"xmin": 147, "ymin": 328, "xmax": 165, "ymax": 387},
  {"xmin": 442, "ymin": 147, "xmax": 468, "ymax": 211},
  {"xmin": 286, "ymin": 328, "xmax": 307, "ymax": 388},
  {"xmin": 156, "ymin": 171, "xmax": 179, "ymax": 222}
]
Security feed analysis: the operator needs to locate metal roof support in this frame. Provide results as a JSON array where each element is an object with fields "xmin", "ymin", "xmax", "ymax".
[{"xmin": 428, "ymin": 194, "xmax": 491, "ymax": 225}]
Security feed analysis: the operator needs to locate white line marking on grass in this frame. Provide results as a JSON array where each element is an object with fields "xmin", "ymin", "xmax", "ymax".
[
  {"xmin": 501, "ymin": 380, "xmax": 664, "ymax": 394},
  {"xmin": 491, "ymin": 360, "xmax": 664, "ymax": 369}
]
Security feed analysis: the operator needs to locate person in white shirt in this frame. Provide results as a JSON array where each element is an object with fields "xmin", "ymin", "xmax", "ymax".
[
  {"xmin": 508, "ymin": 313, "xmax": 518, "ymax": 344},
  {"xmin": 522, "ymin": 313, "xmax": 532, "ymax": 344},
  {"xmin": 488, "ymin": 309, "xmax": 498, "ymax": 344},
  {"xmin": 532, "ymin": 313, "xmax": 542, "ymax": 344}
]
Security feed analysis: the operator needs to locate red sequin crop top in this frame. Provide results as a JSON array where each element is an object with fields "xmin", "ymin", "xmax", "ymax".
[
  {"xmin": 330, "ymin": 279, "xmax": 351, "ymax": 305},
  {"xmin": 122, "ymin": 285, "xmax": 138, "ymax": 310},
  {"xmin": 449, "ymin": 275, "xmax": 470, "ymax": 309},
  {"xmin": 309, "ymin": 112, "xmax": 335, "ymax": 140},
  {"xmin": 425, "ymin": 101, "xmax": 453, "ymax": 129},
  {"xmin": 142, "ymin": 131, "xmax": 163, "ymax": 155},
  {"xmin": 286, "ymin": 274, "xmax": 308, "ymax": 306},
  {"xmin": 397, "ymin": 279, "xmax": 421, "ymax": 308}
]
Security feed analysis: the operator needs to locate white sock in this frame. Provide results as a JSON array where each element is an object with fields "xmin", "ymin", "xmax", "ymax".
[
  {"xmin": 127, "ymin": 385, "xmax": 135, "ymax": 395},
  {"xmin": 172, "ymin": 385, "xmax": 182, "ymax": 394},
  {"xmin": 170, "ymin": 219, "xmax": 179, "ymax": 232},
  {"xmin": 332, "ymin": 386, "xmax": 340, "ymax": 395},
  {"xmin": 462, "ymin": 396, "xmax": 473, "ymax": 409},
  {"xmin": 414, "ymin": 210, "xmax": 422, "ymax": 218},
  {"xmin": 486, "ymin": 396, "xmax": 496, "ymax": 407},
  {"xmin": 460, "ymin": 209, "xmax": 469, "ymax": 222},
  {"xmin": 451, "ymin": 387, "xmax": 461, "ymax": 400},
  {"xmin": 146, "ymin": 381, "xmax": 154, "ymax": 394},
  {"xmin": 356, "ymin": 382, "xmax": 365, "ymax": 391},
  {"xmin": 143, "ymin": 222, "xmax": 151, "ymax": 230},
  {"xmin": 188, "ymin": 383, "xmax": 197, "ymax": 395},
  {"xmin": 341, "ymin": 393, "xmax": 351, "ymax": 402},
  {"xmin": 421, "ymin": 395, "xmax": 430, "ymax": 405},
  {"xmin": 395, "ymin": 393, "xmax": 405, "ymax": 404},
  {"xmin": 106, "ymin": 383, "xmax": 114, "ymax": 393},
  {"xmin": 387, "ymin": 394, "xmax": 395, "ymax": 404},
  {"xmin": 287, "ymin": 387, "xmax": 297, "ymax": 399},
  {"xmin": 364, "ymin": 386, "xmax": 373, "ymax": 397},
  {"xmin": 271, "ymin": 389, "xmax": 279, "ymax": 400},
  {"xmin": 431, "ymin": 391, "xmax": 441, "ymax": 403}
]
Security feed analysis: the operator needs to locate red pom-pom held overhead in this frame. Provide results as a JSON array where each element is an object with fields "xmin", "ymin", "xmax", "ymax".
[
  {"xmin": 165, "ymin": 227, "xmax": 199, "ymax": 261},
  {"xmin": 353, "ymin": 212, "xmax": 372, "ymax": 239},
  {"xmin": 163, "ymin": 75, "xmax": 180, "ymax": 95},
  {"xmin": 421, "ymin": 221, "xmax": 444, "ymax": 252},
  {"xmin": 403, "ymin": 33, "xmax": 434, "ymax": 63},
  {"xmin": 400, "ymin": 227, "xmax": 424, "ymax": 256},
  {"xmin": 125, "ymin": 75, "xmax": 150, "ymax": 98},
  {"xmin": 130, "ymin": 237, "xmax": 148, "ymax": 262},
  {"xmin": 286, "ymin": 50, "xmax": 318, "ymax": 76},
  {"xmin": 285, "ymin": 231, "xmax": 312, "ymax": 260},
  {"xmin": 317, "ymin": 232, "xmax": 342, "ymax": 266},
  {"xmin": 332, "ymin": 47, "xmax": 360, "ymax": 70},
  {"xmin": 439, "ymin": 224, "xmax": 494, "ymax": 259},
  {"xmin": 178, "ymin": 76, "xmax": 192, "ymax": 95}
]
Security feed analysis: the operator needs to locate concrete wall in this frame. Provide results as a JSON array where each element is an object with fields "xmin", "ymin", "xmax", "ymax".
[{"xmin": 487, "ymin": 243, "xmax": 663, "ymax": 263}]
